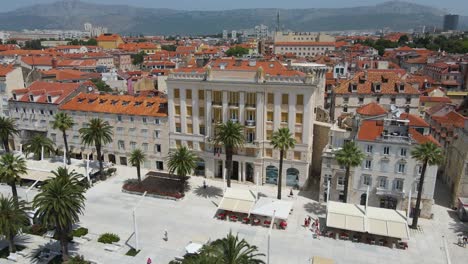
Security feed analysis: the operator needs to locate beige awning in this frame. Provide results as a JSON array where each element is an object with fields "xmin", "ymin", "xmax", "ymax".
[
  {"xmin": 22, "ymin": 169, "xmax": 54, "ymax": 182},
  {"xmin": 326, "ymin": 201, "xmax": 366, "ymax": 232},
  {"xmin": 217, "ymin": 188, "xmax": 256, "ymax": 214},
  {"xmin": 311, "ymin": 256, "xmax": 334, "ymax": 264}
]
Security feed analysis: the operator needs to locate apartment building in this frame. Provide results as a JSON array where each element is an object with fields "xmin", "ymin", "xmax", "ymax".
[
  {"xmin": 274, "ymin": 42, "xmax": 336, "ymax": 57},
  {"xmin": 424, "ymin": 62, "xmax": 462, "ymax": 90},
  {"xmin": 274, "ymin": 32, "xmax": 335, "ymax": 43},
  {"xmin": 320, "ymin": 103, "xmax": 439, "ymax": 218},
  {"xmin": 96, "ymin": 34, "xmax": 124, "ymax": 50},
  {"xmin": 333, "ymin": 70, "xmax": 420, "ymax": 119},
  {"xmin": 58, "ymin": 92, "xmax": 169, "ymax": 170},
  {"xmin": 0, "ymin": 64, "xmax": 24, "ymax": 116},
  {"xmin": 8, "ymin": 81, "xmax": 94, "ymax": 148},
  {"xmin": 166, "ymin": 58, "xmax": 327, "ymax": 187}
]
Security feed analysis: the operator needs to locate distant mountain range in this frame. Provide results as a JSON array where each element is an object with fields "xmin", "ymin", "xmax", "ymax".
[{"xmin": 0, "ymin": 0, "xmax": 466, "ymax": 35}]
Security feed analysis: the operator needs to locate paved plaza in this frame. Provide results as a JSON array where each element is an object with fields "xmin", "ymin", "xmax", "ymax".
[{"xmin": 0, "ymin": 160, "xmax": 467, "ymax": 264}]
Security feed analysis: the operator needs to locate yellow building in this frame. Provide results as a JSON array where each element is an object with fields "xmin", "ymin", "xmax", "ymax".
[{"xmin": 96, "ymin": 34, "xmax": 124, "ymax": 50}]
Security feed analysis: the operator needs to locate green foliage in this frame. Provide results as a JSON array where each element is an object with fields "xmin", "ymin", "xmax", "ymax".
[
  {"xmin": 67, "ymin": 38, "xmax": 97, "ymax": 46},
  {"xmin": 23, "ymin": 224, "xmax": 47, "ymax": 236},
  {"xmin": 0, "ymin": 245, "xmax": 25, "ymax": 258},
  {"xmin": 131, "ymin": 51, "xmax": 147, "ymax": 65},
  {"xmin": 334, "ymin": 141, "xmax": 365, "ymax": 203},
  {"xmin": 23, "ymin": 134, "xmax": 55, "ymax": 160},
  {"xmin": 5, "ymin": 40, "xmax": 17, "ymax": 44},
  {"xmin": 398, "ymin": 35, "xmax": 409, "ymax": 45},
  {"xmin": 98, "ymin": 233, "xmax": 120, "ymax": 244},
  {"xmin": 161, "ymin": 45, "xmax": 177, "ymax": 51},
  {"xmin": 0, "ymin": 153, "xmax": 27, "ymax": 203},
  {"xmin": 225, "ymin": 46, "xmax": 249, "ymax": 57},
  {"xmin": 64, "ymin": 255, "xmax": 90, "ymax": 264},
  {"xmin": 0, "ymin": 196, "xmax": 29, "ymax": 253},
  {"xmin": 168, "ymin": 146, "xmax": 197, "ymax": 179},
  {"xmin": 411, "ymin": 35, "xmax": 468, "ymax": 54},
  {"xmin": 90, "ymin": 78, "xmax": 113, "ymax": 93},
  {"xmin": 53, "ymin": 112, "xmax": 75, "ymax": 165},
  {"xmin": 0, "ymin": 116, "xmax": 19, "ymax": 152},
  {"xmin": 24, "ymin": 39, "xmax": 43, "ymax": 50},
  {"xmin": 271, "ymin": 128, "xmax": 296, "ymax": 199},
  {"xmin": 125, "ymin": 248, "xmax": 140, "ymax": 256},
  {"xmin": 214, "ymin": 121, "xmax": 244, "ymax": 188},
  {"xmin": 72, "ymin": 227, "xmax": 88, "ymax": 237},
  {"xmin": 130, "ymin": 149, "xmax": 146, "ymax": 183}
]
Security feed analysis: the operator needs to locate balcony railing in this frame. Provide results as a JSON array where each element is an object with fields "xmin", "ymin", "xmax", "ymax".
[
  {"xmin": 228, "ymin": 102, "xmax": 239, "ymax": 107},
  {"xmin": 245, "ymin": 103, "xmax": 256, "ymax": 108},
  {"xmin": 212, "ymin": 101, "xmax": 222, "ymax": 106},
  {"xmin": 245, "ymin": 120, "xmax": 256, "ymax": 127}
]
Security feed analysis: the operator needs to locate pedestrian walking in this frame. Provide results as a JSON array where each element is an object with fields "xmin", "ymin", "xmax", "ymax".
[
  {"xmin": 164, "ymin": 230, "xmax": 168, "ymax": 241},
  {"xmin": 203, "ymin": 180, "xmax": 207, "ymax": 189},
  {"xmin": 304, "ymin": 218, "xmax": 308, "ymax": 228},
  {"xmin": 147, "ymin": 257, "xmax": 152, "ymax": 264},
  {"xmin": 463, "ymin": 235, "xmax": 467, "ymax": 248}
]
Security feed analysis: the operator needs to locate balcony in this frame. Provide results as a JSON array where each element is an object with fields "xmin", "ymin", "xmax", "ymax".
[
  {"xmin": 228, "ymin": 102, "xmax": 239, "ymax": 108},
  {"xmin": 245, "ymin": 103, "xmax": 256, "ymax": 109},
  {"xmin": 245, "ymin": 120, "xmax": 256, "ymax": 127},
  {"xmin": 377, "ymin": 134, "xmax": 412, "ymax": 144},
  {"xmin": 212, "ymin": 101, "xmax": 222, "ymax": 108},
  {"xmin": 230, "ymin": 118, "xmax": 239, "ymax": 123},
  {"xmin": 376, "ymin": 187, "xmax": 404, "ymax": 197}
]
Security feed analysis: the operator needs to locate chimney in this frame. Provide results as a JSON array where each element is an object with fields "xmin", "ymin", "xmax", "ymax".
[{"xmin": 51, "ymin": 57, "xmax": 57, "ymax": 69}]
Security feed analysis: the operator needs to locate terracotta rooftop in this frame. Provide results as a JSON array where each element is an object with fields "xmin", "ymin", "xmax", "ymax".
[
  {"xmin": 400, "ymin": 113, "xmax": 430, "ymax": 127},
  {"xmin": 409, "ymin": 128, "xmax": 440, "ymax": 146},
  {"xmin": 420, "ymin": 96, "xmax": 452, "ymax": 103},
  {"xmin": 59, "ymin": 93, "xmax": 168, "ymax": 117},
  {"xmin": 357, "ymin": 120, "xmax": 384, "ymax": 141},
  {"xmin": 335, "ymin": 71, "xmax": 419, "ymax": 95},
  {"xmin": 0, "ymin": 64, "xmax": 15, "ymax": 77},
  {"xmin": 356, "ymin": 102, "xmax": 388, "ymax": 116},
  {"xmin": 12, "ymin": 81, "xmax": 88, "ymax": 104},
  {"xmin": 96, "ymin": 34, "xmax": 122, "ymax": 42},
  {"xmin": 431, "ymin": 111, "xmax": 467, "ymax": 129},
  {"xmin": 41, "ymin": 69, "xmax": 100, "ymax": 81},
  {"xmin": 21, "ymin": 56, "xmax": 54, "ymax": 66}
]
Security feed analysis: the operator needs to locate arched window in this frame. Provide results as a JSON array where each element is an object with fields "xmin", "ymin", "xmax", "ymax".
[
  {"xmin": 286, "ymin": 168, "xmax": 300, "ymax": 188},
  {"xmin": 360, "ymin": 193, "xmax": 367, "ymax": 205},
  {"xmin": 265, "ymin": 165, "xmax": 278, "ymax": 185}
]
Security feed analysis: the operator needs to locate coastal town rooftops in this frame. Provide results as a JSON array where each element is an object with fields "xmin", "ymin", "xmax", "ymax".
[
  {"xmin": 59, "ymin": 92, "xmax": 168, "ymax": 117},
  {"xmin": 11, "ymin": 81, "xmax": 90, "ymax": 104},
  {"xmin": 0, "ymin": 64, "xmax": 15, "ymax": 77},
  {"xmin": 96, "ymin": 34, "xmax": 122, "ymax": 42},
  {"xmin": 335, "ymin": 71, "xmax": 419, "ymax": 95},
  {"xmin": 356, "ymin": 102, "xmax": 388, "ymax": 116}
]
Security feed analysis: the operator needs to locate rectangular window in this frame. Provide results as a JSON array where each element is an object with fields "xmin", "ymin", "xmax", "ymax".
[
  {"xmin": 383, "ymin": 146, "xmax": 390, "ymax": 155},
  {"xmin": 267, "ymin": 111, "xmax": 273, "ymax": 122},
  {"xmin": 398, "ymin": 163, "xmax": 405, "ymax": 173},
  {"xmin": 50, "ymin": 133, "xmax": 56, "ymax": 142},
  {"xmin": 296, "ymin": 94, "xmax": 304, "ymax": 105},
  {"xmin": 366, "ymin": 145, "xmax": 373, "ymax": 153},
  {"xmin": 281, "ymin": 112, "xmax": 288, "ymax": 123},
  {"xmin": 154, "ymin": 144, "xmax": 161, "ymax": 153},
  {"xmin": 295, "ymin": 132, "xmax": 302, "ymax": 143},
  {"xmin": 154, "ymin": 118, "xmax": 160, "ymax": 125},
  {"xmin": 338, "ymin": 176, "xmax": 344, "ymax": 186},
  {"xmin": 187, "ymin": 106, "xmax": 192, "ymax": 116},
  {"xmin": 116, "ymin": 127, "xmax": 124, "ymax": 134},
  {"xmin": 213, "ymin": 91, "xmax": 222, "ymax": 104},
  {"xmin": 267, "ymin": 93, "xmax": 274, "ymax": 104},
  {"xmin": 265, "ymin": 149, "xmax": 272, "ymax": 157},
  {"xmin": 156, "ymin": 161, "xmax": 164, "ymax": 170},
  {"xmin": 199, "ymin": 107, "xmax": 205, "ymax": 117},
  {"xmin": 187, "ymin": 124, "xmax": 193, "ymax": 134},
  {"xmin": 186, "ymin": 89, "xmax": 192, "ymax": 99},
  {"xmin": 142, "ymin": 143, "xmax": 148, "ymax": 151},
  {"xmin": 417, "ymin": 165, "xmax": 423, "ymax": 175},
  {"xmin": 141, "ymin": 129, "xmax": 148, "ymax": 136},
  {"xmin": 199, "ymin": 125, "xmax": 205, "ymax": 135},
  {"xmin": 400, "ymin": 148, "xmax": 407, "ymax": 156},
  {"xmin": 198, "ymin": 90, "xmax": 204, "ymax": 100},
  {"xmin": 296, "ymin": 113, "xmax": 303, "ymax": 124},
  {"xmin": 175, "ymin": 124, "xmax": 181, "ymax": 133},
  {"xmin": 294, "ymin": 151, "xmax": 301, "ymax": 160},
  {"xmin": 363, "ymin": 175, "xmax": 371, "ymax": 186},
  {"xmin": 187, "ymin": 141, "xmax": 193, "ymax": 149},
  {"xmin": 117, "ymin": 115, "xmax": 122, "ymax": 122},
  {"xmin": 246, "ymin": 93, "xmax": 256, "ymax": 106},
  {"xmin": 118, "ymin": 140, "xmax": 125, "ymax": 150},
  {"xmin": 365, "ymin": 160, "xmax": 372, "ymax": 169},
  {"xmin": 266, "ymin": 130, "xmax": 273, "ymax": 140},
  {"xmin": 379, "ymin": 177, "xmax": 387, "ymax": 189},
  {"xmin": 130, "ymin": 141, "xmax": 137, "ymax": 150},
  {"xmin": 282, "ymin": 94, "xmax": 289, "ymax": 104},
  {"xmin": 395, "ymin": 179, "xmax": 404, "ymax": 191},
  {"xmin": 229, "ymin": 92, "xmax": 239, "ymax": 105},
  {"xmin": 343, "ymin": 97, "xmax": 349, "ymax": 103},
  {"xmin": 358, "ymin": 97, "xmax": 364, "ymax": 104},
  {"xmin": 154, "ymin": 130, "xmax": 160, "ymax": 138},
  {"xmin": 175, "ymin": 105, "xmax": 181, "ymax": 115},
  {"xmin": 174, "ymin": 88, "xmax": 180, "ymax": 98}
]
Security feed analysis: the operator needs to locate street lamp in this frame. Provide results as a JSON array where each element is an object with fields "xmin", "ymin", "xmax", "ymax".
[
  {"xmin": 267, "ymin": 210, "xmax": 276, "ymax": 264},
  {"xmin": 133, "ymin": 191, "xmax": 147, "ymax": 251}
]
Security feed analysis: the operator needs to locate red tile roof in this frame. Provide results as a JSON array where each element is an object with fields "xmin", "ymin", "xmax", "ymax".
[
  {"xmin": 59, "ymin": 93, "xmax": 168, "ymax": 117},
  {"xmin": 21, "ymin": 56, "xmax": 54, "ymax": 66},
  {"xmin": 96, "ymin": 34, "xmax": 122, "ymax": 42},
  {"xmin": 420, "ymin": 96, "xmax": 452, "ymax": 103},
  {"xmin": 400, "ymin": 113, "xmax": 430, "ymax": 127},
  {"xmin": 12, "ymin": 81, "xmax": 87, "ymax": 104},
  {"xmin": 0, "ymin": 64, "xmax": 15, "ymax": 77},
  {"xmin": 356, "ymin": 102, "xmax": 388, "ymax": 116},
  {"xmin": 409, "ymin": 128, "xmax": 440, "ymax": 146},
  {"xmin": 335, "ymin": 71, "xmax": 419, "ymax": 95},
  {"xmin": 431, "ymin": 111, "xmax": 467, "ymax": 129},
  {"xmin": 357, "ymin": 120, "xmax": 384, "ymax": 141},
  {"xmin": 41, "ymin": 69, "xmax": 100, "ymax": 81}
]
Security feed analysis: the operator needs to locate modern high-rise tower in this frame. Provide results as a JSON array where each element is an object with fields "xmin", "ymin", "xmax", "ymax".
[{"xmin": 443, "ymin": 14, "xmax": 459, "ymax": 31}]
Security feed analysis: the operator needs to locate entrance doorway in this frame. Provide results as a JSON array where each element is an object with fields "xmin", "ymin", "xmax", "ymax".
[
  {"xmin": 120, "ymin": 156, "xmax": 127, "ymax": 166},
  {"xmin": 232, "ymin": 161, "xmax": 239, "ymax": 181},
  {"xmin": 360, "ymin": 193, "xmax": 367, "ymax": 206},
  {"xmin": 246, "ymin": 163, "xmax": 254, "ymax": 182},
  {"xmin": 380, "ymin": 196, "xmax": 397, "ymax": 209},
  {"xmin": 216, "ymin": 160, "xmax": 223, "ymax": 178},
  {"xmin": 286, "ymin": 168, "xmax": 299, "ymax": 188},
  {"xmin": 265, "ymin": 165, "xmax": 278, "ymax": 185}
]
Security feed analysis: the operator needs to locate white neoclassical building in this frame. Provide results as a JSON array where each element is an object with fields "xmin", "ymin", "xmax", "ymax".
[{"xmin": 166, "ymin": 58, "xmax": 327, "ymax": 188}]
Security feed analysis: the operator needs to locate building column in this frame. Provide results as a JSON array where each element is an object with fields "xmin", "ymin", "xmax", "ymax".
[
  {"xmin": 273, "ymin": 92, "xmax": 281, "ymax": 131},
  {"xmin": 239, "ymin": 92, "xmax": 245, "ymax": 125},
  {"xmin": 302, "ymin": 93, "xmax": 312, "ymax": 145},
  {"xmin": 255, "ymin": 92, "xmax": 264, "ymax": 141},
  {"xmin": 222, "ymin": 91, "xmax": 228, "ymax": 123},
  {"xmin": 192, "ymin": 90, "xmax": 200, "ymax": 135},
  {"xmin": 288, "ymin": 93, "xmax": 296, "ymax": 133},
  {"xmin": 168, "ymin": 88, "xmax": 176, "ymax": 135},
  {"xmin": 206, "ymin": 91, "xmax": 212, "ymax": 138},
  {"xmin": 180, "ymin": 88, "xmax": 187, "ymax": 134}
]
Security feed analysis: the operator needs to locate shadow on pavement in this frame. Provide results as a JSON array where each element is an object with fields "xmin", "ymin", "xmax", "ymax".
[
  {"xmin": 304, "ymin": 202, "xmax": 326, "ymax": 216},
  {"xmin": 193, "ymin": 185, "xmax": 223, "ymax": 199},
  {"xmin": 433, "ymin": 179, "xmax": 452, "ymax": 208}
]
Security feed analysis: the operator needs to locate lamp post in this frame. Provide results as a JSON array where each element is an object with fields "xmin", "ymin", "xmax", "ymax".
[
  {"xmin": 133, "ymin": 191, "xmax": 147, "ymax": 251},
  {"xmin": 267, "ymin": 210, "xmax": 276, "ymax": 264}
]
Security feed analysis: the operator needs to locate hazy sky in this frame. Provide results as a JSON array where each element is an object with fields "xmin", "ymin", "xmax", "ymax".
[{"xmin": 3, "ymin": 0, "xmax": 468, "ymax": 14}]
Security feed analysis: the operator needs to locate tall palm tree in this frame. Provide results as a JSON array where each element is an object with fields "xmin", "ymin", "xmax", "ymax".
[
  {"xmin": 0, "ymin": 195, "xmax": 29, "ymax": 253},
  {"xmin": 208, "ymin": 231, "xmax": 265, "ymax": 264},
  {"xmin": 0, "ymin": 154, "xmax": 27, "ymax": 205},
  {"xmin": 79, "ymin": 118, "xmax": 113, "ymax": 180},
  {"xmin": 130, "ymin": 149, "xmax": 146, "ymax": 183},
  {"xmin": 23, "ymin": 134, "xmax": 55, "ymax": 160},
  {"xmin": 0, "ymin": 116, "xmax": 19, "ymax": 153},
  {"xmin": 52, "ymin": 112, "xmax": 75, "ymax": 165},
  {"xmin": 270, "ymin": 128, "xmax": 296, "ymax": 200},
  {"xmin": 334, "ymin": 141, "xmax": 365, "ymax": 203},
  {"xmin": 167, "ymin": 146, "xmax": 197, "ymax": 186},
  {"xmin": 33, "ymin": 167, "xmax": 86, "ymax": 262},
  {"xmin": 214, "ymin": 121, "xmax": 244, "ymax": 188},
  {"xmin": 410, "ymin": 142, "xmax": 443, "ymax": 229}
]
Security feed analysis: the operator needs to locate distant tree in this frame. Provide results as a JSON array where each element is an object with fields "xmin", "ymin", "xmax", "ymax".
[
  {"xmin": 0, "ymin": 154, "xmax": 27, "ymax": 206},
  {"xmin": 130, "ymin": 149, "xmax": 146, "ymax": 184},
  {"xmin": 86, "ymin": 38, "xmax": 97, "ymax": 46},
  {"xmin": 6, "ymin": 40, "xmax": 17, "ymax": 44},
  {"xmin": 161, "ymin": 45, "xmax": 177, "ymax": 52},
  {"xmin": 91, "ymin": 79, "xmax": 113, "ymax": 93},
  {"xmin": 398, "ymin": 35, "xmax": 409, "ymax": 45},
  {"xmin": 131, "ymin": 51, "xmax": 146, "ymax": 65},
  {"xmin": 67, "ymin": 38, "xmax": 97, "ymax": 46},
  {"xmin": 335, "ymin": 141, "xmax": 365, "ymax": 203},
  {"xmin": 225, "ymin": 46, "xmax": 249, "ymax": 57},
  {"xmin": 52, "ymin": 112, "xmax": 75, "ymax": 165},
  {"xmin": 24, "ymin": 39, "xmax": 43, "ymax": 50},
  {"xmin": 0, "ymin": 116, "xmax": 19, "ymax": 153},
  {"xmin": 270, "ymin": 128, "xmax": 296, "ymax": 200}
]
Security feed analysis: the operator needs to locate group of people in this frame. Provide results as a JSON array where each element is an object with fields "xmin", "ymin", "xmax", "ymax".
[
  {"xmin": 304, "ymin": 216, "xmax": 321, "ymax": 238},
  {"xmin": 458, "ymin": 234, "xmax": 467, "ymax": 248}
]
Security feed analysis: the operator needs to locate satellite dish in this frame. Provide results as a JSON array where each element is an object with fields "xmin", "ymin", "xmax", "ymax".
[
  {"xmin": 87, "ymin": 86, "xmax": 93, "ymax": 92},
  {"xmin": 102, "ymin": 77, "xmax": 108, "ymax": 81}
]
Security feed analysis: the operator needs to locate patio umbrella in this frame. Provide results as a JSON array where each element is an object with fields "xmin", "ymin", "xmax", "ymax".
[{"xmin": 185, "ymin": 242, "xmax": 203, "ymax": 254}]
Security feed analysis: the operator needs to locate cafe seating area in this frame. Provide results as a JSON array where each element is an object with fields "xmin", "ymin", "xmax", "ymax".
[{"xmin": 216, "ymin": 210, "xmax": 289, "ymax": 230}]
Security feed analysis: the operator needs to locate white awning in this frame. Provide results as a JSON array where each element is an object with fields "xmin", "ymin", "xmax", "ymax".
[
  {"xmin": 326, "ymin": 201, "xmax": 409, "ymax": 240},
  {"xmin": 21, "ymin": 169, "xmax": 54, "ymax": 182},
  {"xmin": 217, "ymin": 188, "xmax": 256, "ymax": 214},
  {"xmin": 250, "ymin": 198, "xmax": 293, "ymax": 220}
]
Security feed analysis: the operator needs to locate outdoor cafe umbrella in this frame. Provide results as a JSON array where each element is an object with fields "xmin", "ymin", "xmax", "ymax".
[{"xmin": 185, "ymin": 242, "xmax": 203, "ymax": 254}]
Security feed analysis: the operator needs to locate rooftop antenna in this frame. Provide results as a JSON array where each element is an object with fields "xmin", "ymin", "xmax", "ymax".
[{"xmin": 276, "ymin": 10, "xmax": 280, "ymax": 33}]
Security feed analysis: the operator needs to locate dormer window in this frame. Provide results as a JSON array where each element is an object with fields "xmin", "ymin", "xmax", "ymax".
[
  {"xmin": 396, "ymin": 83, "xmax": 405, "ymax": 92},
  {"xmin": 47, "ymin": 96, "xmax": 52, "ymax": 103},
  {"xmin": 29, "ymin": 95, "xmax": 34, "ymax": 102},
  {"xmin": 373, "ymin": 82, "xmax": 381, "ymax": 93},
  {"xmin": 349, "ymin": 83, "xmax": 358, "ymax": 92}
]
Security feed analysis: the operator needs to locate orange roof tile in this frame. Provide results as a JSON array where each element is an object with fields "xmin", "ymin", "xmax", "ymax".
[
  {"xmin": 400, "ymin": 113, "xmax": 430, "ymax": 127},
  {"xmin": 335, "ymin": 71, "xmax": 419, "ymax": 95},
  {"xmin": 96, "ymin": 34, "xmax": 122, "ymax": 42},
  {"xmin": 356, "ymin": 102, "xmax": 387, "ymax": 116},
  {"xmin": 59, "ymin": 93, "xmax": 168, "ymax": 117},
  {"xmin": 357, "ymin": 120, "xmax": 384, "ymax": 141},
  {"xmin": 409, "ymin": 128, "xmax": 440, "ymax": 146},
  {"xmin": 420, "ymin": 96, "xmax": 452, "ymax": 103},
  {"xmin": 12, "ymin": 81, "xmax": 86, "ymax": 104},
  {"xmin": 21, "ymin": 56, "xmax": 54, "ymax": 66},
  {"xmin": 0, "ymin": 64, "xmax": 15, "ymax": 77}
]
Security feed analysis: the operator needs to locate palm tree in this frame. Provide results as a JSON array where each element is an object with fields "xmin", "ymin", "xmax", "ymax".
[
  {"xmin": 130, "ymin": 149, "xmax": 146, "ymax": 183},
  {"xmin": 23, "ymin": 134, "xmax": 55, "ymax": 160},
  {"xmin": 0, "ymin": 195, "xmax": 29, "ymax": 253},
  {"xmin": 334, "ymin": 141, "xmax": 365, "ymax": 203},
  {"xmin": 0, "ymin": 116, "xmax": 19, "ymax": 153},
  {"xmin": 410, "ymin": 142, "xmax": 443, "ymax": 229},
  {"xmin": 214, "ymin": 121, "xmax": 244, "ymax": 188},
  {"xmin": 167, "ymin": 146, "xmax": 197, "ymax": 185},
  {"xmin": 208, "ymin": 231, "xmax": 265, "ymax": 264},
  {"xmin": 33, "ymin": 167, "xmax": 86, "ymax": 262},
  {"xmin": 79, "ymin": 118, "xmax": 113, "ymax": 180},
  {"xmin": 52, "ymin": 112, "xmax": 75, "ymax": 165},
  {"xmin": 270, "ymin": 128, "xmax": 296, "ymax": 200},
  {"xmin": 0, "ymin": 154, "xmax": 27, "ymax": 205}
]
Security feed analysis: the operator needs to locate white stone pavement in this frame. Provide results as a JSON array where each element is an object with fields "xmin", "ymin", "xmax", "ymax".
[{"xmin": 0, "ymin": 161, "xmax": 467, "ymax": 264}]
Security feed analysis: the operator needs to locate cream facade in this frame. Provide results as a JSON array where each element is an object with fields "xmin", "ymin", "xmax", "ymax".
[
  {"xmin": 274, "ymin": 32, "xmax": 336, "ymax": 43},
  {"xmin": 0, "ymin": 66, "xmax": 24, "ymax": 116},
  {"xmin": 166, "ymin": 65, "xmax": 327, "ymax": 188}
]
